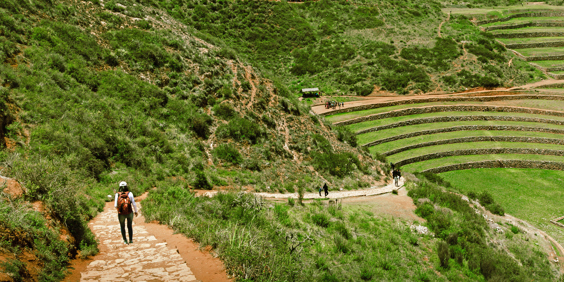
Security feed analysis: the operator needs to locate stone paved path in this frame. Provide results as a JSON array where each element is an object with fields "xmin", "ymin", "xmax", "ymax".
[{"xmin": 81, "ymin": 203, "xmax": 198, "ymax": 282}]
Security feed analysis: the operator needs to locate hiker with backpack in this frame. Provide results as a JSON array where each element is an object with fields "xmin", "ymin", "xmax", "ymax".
[{"xmin": 115, "ymin": 181, "xmax": 138, "ymax": 245}]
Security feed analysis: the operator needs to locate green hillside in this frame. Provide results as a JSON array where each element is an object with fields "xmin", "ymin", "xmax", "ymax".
[
  {"xmin": 1, "ymin": 0, "xmax": 563, "ymax": 281},
  {"xmin": 146, "ymin": 0, "xmax": 542, "ymax": 95},
  {"xmin": 0, "ymin": 0, "xmax": 378, "ymax": 279}
]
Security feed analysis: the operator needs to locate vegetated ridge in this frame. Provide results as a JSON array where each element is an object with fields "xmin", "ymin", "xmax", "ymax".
[
  {"xmin": 0, "ymin": 0, "xmax": 381, "ymax": 280},
  {"xmin": 147, "ymin": 0, "xmax": 545, "ymax": 95}
]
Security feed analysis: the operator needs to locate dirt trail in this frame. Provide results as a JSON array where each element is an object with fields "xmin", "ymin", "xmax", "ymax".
[
  {"xmin": 203, "ymin": 178, "xmax": 404, "ymax": 200},
  {"xmin": 67, "ymin": 194, "xmax": 231, "ymax": 282},
  {"xmin": 311, "ymin": 84, "xmax": 564, "ymax": 116},
  {"xmin": 243, "ymin": 65, "xmax": 257, "ymax": 108},
  {"xmin": 438, "ymin": 11, "xmax": 450, "ymax": 38}
]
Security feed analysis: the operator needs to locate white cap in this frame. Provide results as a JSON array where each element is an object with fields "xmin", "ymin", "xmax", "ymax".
[{"xmin": 119, "ymin": 181, "xmax": 127, "ymax": 187}]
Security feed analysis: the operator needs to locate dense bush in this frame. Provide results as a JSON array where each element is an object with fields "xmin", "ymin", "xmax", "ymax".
[
  {"xmin": 216, "ymin": 117, "xmax": 264, "ymax": 144},
  {"xmin": 213, "ymin": 103, "xmax": 237, "ymax": 120},
  {"xmin": 400, "ymin": 38, "xmax": 461, "ymax": 71},
  {"xmin": 311, "ymin": 151, "xmax": 365, "ymax": 178},
  {"xmin": 409, "ymin": 181, "xmax": 552, "ymax": 280},
  {"xmin": 334, "ymin": 126, "xmax": 357, "ymax": 147},
  {"xmin": 213, "ymin": 143, "xmax": 243, "ymax": 165}
]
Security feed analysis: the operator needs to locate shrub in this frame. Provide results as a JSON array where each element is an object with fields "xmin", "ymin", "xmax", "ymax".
[
  {"xmin": 192, "ymin": 169, "xmax": 212, "ymax": 190},
  {"xmin": 333, "ymin": 222, "xmax": 351, "ymax": 240},
  {"xmin": 487, "ymin": 203, "xmax": 505, "ymax": 216},
  {"xmin": 243, "ymin": 158, "xmax": 261, "ymax": 171},
  {"xmin": 213, "ymin": 143, "xmax": 243, "ymax": 164},
  {"xmin": 190, "ymin": 112, "xmax": 213, "ymax": 139},
  {"xmin": 334, "ymin": 235, "xmax": 351, "ymax": 254},
  {"xmin": 334, "ymin": 126, "xmax": 357, "ymax": 147},
  {"xmin": 216, "ymin": 117, "xmax": 264, "ymax": 144},
  {"xmin": 437, "ymin": 241, "xmax": 449, "ymax": 268},
  {"xmin": 312, "ymin": 213, "xmax": 330, "ymax": 228},
  {"xmin": 478, "ymin": 191, "xmax": 494, "ymax": 206},
  {"xmin": 312, "ymin": 151, "xmax": 365, "ymax": 178},
  {"xmin": 213, "ymin": 103, "xmax": 237, "ymax": 120}
]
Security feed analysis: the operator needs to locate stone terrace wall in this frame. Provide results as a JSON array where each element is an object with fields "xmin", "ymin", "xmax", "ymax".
[
  {"xmin": 477, "ymin": 12, "xmax": 564, "ymax": 25},
  {"xmin": 538, "ymin": 83, "xmax": 564, "ymax": 88},
  {"xmin": 526, "ymin": 54, "xmax": 564, "ymax": 61},
  {"xmin": 384, "ymin": 136, "xmax": 564, "ymax": 156},
  {"xmin": 486, "ymin": 22, "xmax": 564, "ymax": 31},
  {"xmin": 362, "ymin": 125, "xmax": 564, "ymax": 147},
  {"xmin": 337, "ymin": 105, "xmax": 564, "ymax": 126},
  {"xmin": 422, "ymin": 160, "xmax": 564, "ymax": 173},
  {"xmin": 495, "ymin": 32, "xmax": 564, "ymax": 39},
  {"xmin": 506, "ymin": 41, "xmax": 564, "ymax": 49},
  {"xmin": 322, "ymin": 94, "xmax": 563, "ymax": 117},
  {"xmin": 356, "ymin": 115, "xmax": 564, "ymax": 135},
  {"xmin": 395, "ymin": 148, "xmax": 564, "ymax": 167}
]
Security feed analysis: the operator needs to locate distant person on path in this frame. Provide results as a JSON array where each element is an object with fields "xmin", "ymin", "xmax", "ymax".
[
  {"xmin": 115, "ymin": 181, "xmax": 138, "ymax": 245},
  {"xmin": 390, "ymin": 162, "xmax": 395, "ymax": 171},
  {"xmin": 393, "ymin": 169, "xmax": 401, "ymax": 187},
  {"xmin": 323, "ymin": 183, "xmax": 329, "ymax": 197},
  {"xmin": 319, "ymin": 185, "xmax": 323, "ymax": 197}
]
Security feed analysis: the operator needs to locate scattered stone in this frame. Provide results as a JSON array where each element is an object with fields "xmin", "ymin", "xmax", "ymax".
[{"xmin": 410, "ymin": 225, "xmax": 429, "ymax": 235}]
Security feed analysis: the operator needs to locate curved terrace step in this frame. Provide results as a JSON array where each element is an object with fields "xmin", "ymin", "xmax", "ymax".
[
  {"xmin": 383, "ymin": 136, "xmax": 564, "ymax": 156},
  {"xmin": 362, "ymin": 125, "xmax": 564, "ymax": 147},
  {"xmin": 421, "ymin": 160, "xmax": 564, "ymax": 173},
  {"xmin": 495, "ymin": 32, "xmax": 564, "ymax": 39},
  {"xmin": 477, "ymin": 11, "xmax": 564, "ymax": 25},
  {"xmin": 355, "ymin": 115, "xmax": 564, "ymax": 135},
  {"xmin": 394, "ymin": 148, "xmax": 564, "ymax": 167},
  {"xmin": 486, "ymin": 22, "xmax": 564, "ymax": 31},
  {"xmin": 337, "ymin": 105, "xmax": 564, "ymax": 126},
  {"xmin": 506, "ymin": 40, "xmax": 564, "ymax": 49},
  {"xmin": 322, "ymin": 94, "xmax": 564, "ymax": 117}
]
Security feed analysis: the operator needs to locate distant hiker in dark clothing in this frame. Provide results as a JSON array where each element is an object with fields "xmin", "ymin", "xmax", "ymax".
[
  {"xmin": 323, "ymin": 183, "xmax": 329, "ymax": 197},
  {"xmin": 390, "ymin": 162, "xmax": 395, "ymax": 171},
  {"xmin": 115, "ymin": 181, "xmax": 138, "ymax": 245},
  {"xmin": 319, "ymin": 185, "xmax": 323, "ymax": 197},
  {"xmin": 393, "ymin": 169, "xmax": 402, "ymax": 187}
]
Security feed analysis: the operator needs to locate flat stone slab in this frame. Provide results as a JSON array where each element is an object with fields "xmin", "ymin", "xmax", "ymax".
[{"xmin": 80, "ymin": 204, "xmax": 197, "ymax": 281}]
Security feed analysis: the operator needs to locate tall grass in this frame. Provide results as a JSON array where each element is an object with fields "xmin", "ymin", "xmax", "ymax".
[{"xmin": 142, "ymin": 184, "xmax": 445, "ymax": 281}]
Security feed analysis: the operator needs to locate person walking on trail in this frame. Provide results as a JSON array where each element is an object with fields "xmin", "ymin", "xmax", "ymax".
[
  {"xmin": 115, "ymin": 181, "xmax": 138, "ymax": 245},
  {"xmin": 319, "ymin": 185, "xmax": 323, "ymax": 197},
  {"xmin": 393, "ymin": 169, "xmax": 402, "ymax": 187},
  {"xmin": 323, "ymin": 183, "xmax": 329, "ymax": 197}
]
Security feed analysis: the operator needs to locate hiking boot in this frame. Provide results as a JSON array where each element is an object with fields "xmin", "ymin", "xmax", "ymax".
[
  {"xmin": 129, "ymin": 240, "xmax": 133, "ymax": 244},
  {"xmin": 124, "ymin": 241, "xmax": 128, "ymax": 245}
]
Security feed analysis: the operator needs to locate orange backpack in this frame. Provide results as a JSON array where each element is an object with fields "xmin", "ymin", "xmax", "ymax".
[{"xmin": 117, "ymin": 192, "xmax": 133, "ymax": 215}]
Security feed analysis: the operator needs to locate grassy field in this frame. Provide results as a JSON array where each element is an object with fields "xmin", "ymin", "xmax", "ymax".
[
  {"xmin": 357, "ymin": 119, "xmax": 564, "ymax": 145},
  {"xmin": 387, "ymin": 141, "xmax": 564, "ymax": 163},
  {"xmin": 402, "ymin": 154, "xmax": 564, "ymax": 172},
  {"xmin": 347, "ymin": 111, "xmax": 564, "ymax": 133},
  {"xmin": 441, "ymin": 168, "xmax": 564, "ymax": 246}
]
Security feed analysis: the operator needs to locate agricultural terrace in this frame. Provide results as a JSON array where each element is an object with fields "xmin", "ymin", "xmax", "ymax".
[
  {"xmin": 322, "ymin": 91, "xmax": 564, "ymax": 245},
  {"xmin": 453, "ymin": 4, "xmax": 564, "ymax": 79}
]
